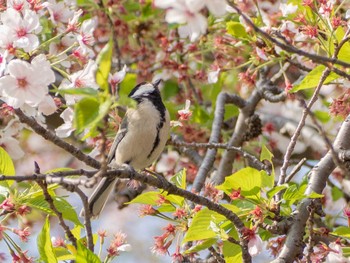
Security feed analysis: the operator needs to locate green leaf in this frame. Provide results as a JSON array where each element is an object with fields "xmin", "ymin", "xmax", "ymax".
[
  {"xmin": 216, "ymin": 167, "xmax": 262, "ymax": 200},
  {"xmin": 331, "ymin": 226, "xmax": 350, "ymax": 238},
  {"xmin": 260, "ymin": 145, "xmax": 273, "ymax": 163},
  {"xmin": 0, "ymin": 147, "xmax": 15, "ymax": 187},
  {"xmin": 183, "ymin": 208, "xmax": 226, "ymax": 242},
  {"xmin": 76, "ymin": 241, "xmax": 101, "ymax": 263},
  {"xmin": 119, "ymin": 74, "xmax": 137, "ymax": 97},
  {"xmin": 331, "ymin": 186, "xmax": 343, "ymax": 201},
  {"xmin": 57, "ymin": 88, "xmax": 98, "ymax": 96},
  {"xmin": 226, "ymin": 21, "xmax": 248, "ymax": 39},
  {"xmin": 74, "ymin": 97, "xmax": 112, "ymax": 135},
  {"xmin": 192, "ymin": 104, "xmax": 210, "ymax": 124},
  {"xmin": 223, "ymin": 240, "xmax": 242, "ymax": 263},
  {"xmin": 170, "ymin": 169, "xmax": 186, "ymax": 189},
  {"xmin": 266, "ymin": 184, "xmax": 288, "ymax": 200},
  {"xmin": 314, "ymin": 110, "xmax": 331, "ymax": 123},
  {"xmin": 307, "ymin": 192, "xmax": 324, "ymax": 199},
  {"xmin": 162, "ymin": 80, "xmax": 180, "ymax": 100},
  {"xmin": 282, "ymin": 184, "xmax": 315, "ymax": 205},
  {"xmin": 290, "ymin": 65, "xmax": 340, "ymax": 92},
  {"xmin": 26, "ymin": 196, "xmax": 83, "ymax": 227},
  {"xmin": 127, "ymin": 191, "xmax": 179, "ymax": 212},
  {"xmin": 184, "ymin": 238, "xmax": 217, "ymax": 254},
  {"xmin": 71, "ymin": 225, "xmax": 82, "ymax": 240},
  {"xmin": 96, "ymin": 38, "xmax": 113, "ymax": 92},
  {"xmin": 54, "ymin": 247, "xmax": 75, "ymax": 261},
  {"xmin": 74, "ymin": 97, "xmax": 100, "ymax": 133},
  {"xmin": 37, "ymin": 217, "xmax": 58, "ymax": 263},
  {"xmin": 334, "ymin": 27, "xmax": 350, "ymax": 63}
]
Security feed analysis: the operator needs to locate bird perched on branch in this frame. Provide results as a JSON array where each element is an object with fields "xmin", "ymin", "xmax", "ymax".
[{"xmin": 83, "ymin": 79, "xmax": 170, "ymax": 218}]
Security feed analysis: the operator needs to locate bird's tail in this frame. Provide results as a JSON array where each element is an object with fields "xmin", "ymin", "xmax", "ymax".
[{"xmin": 80, "ymin": 177, "xmax": 117, "ymax": 218}]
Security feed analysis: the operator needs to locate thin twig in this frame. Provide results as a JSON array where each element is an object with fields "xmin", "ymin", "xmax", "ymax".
[
  {"xmin": 170, "ymin": 139, "xmax": 270, "ymax": 172},
  {"xmin": 285, "ymin": 158, "xmax": 307, "ymax": 183},
  {"xmin": 277, "ymin": 68, "xmax": 330, "ymax": 192},
  {"xmin": 226, "ymin": 1, "xmax": 350, "ymax": 69},
  {"xmin": 73, "ymin": 187, "xmax": 94, "ymax": 252},
  {"xmin": 35, "ymin": 163, "xmax": 77, "ymax": 248}
]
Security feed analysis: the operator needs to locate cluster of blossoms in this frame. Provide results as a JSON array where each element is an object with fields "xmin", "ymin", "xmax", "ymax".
[{"xmin": 0, "ymin": 198, "xmax": 32, "ymax": 262}]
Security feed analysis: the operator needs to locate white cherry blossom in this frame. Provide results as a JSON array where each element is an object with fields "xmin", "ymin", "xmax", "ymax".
[
  {"xmin": 46, "ymin": 0, "xmax": 74, "ymax": 24},
  {"xmin": 0, "ymin": 55, "xmax": 55, "ymax": 109},
  {"xmin": 154, "ymin": 0, "xmax": 227, "ymax": 41},
  {"xmin": 55, "ymin": 107, "xmax": 75, "ymax": 138},
  {"xmin": 0, "ymin": 8, "xmax": 42, "ymax": 52}
]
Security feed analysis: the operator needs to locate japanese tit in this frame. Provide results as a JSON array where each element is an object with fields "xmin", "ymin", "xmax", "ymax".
[{"xmin": 84, "ymin": 79, "xmax": 170, "ymax": 218}]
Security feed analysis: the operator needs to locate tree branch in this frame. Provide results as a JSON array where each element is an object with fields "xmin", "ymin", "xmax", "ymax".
[
  {"xmin": 14, "ymin": 108, "xmax": 101, "ymax": 169},
  {"xmin": 192, "ymin": 92, "xmax": 247, "ymax": 193},
  {"xmin": 273, "ymin": 114, "xmax": 350, "ymax": 262}
]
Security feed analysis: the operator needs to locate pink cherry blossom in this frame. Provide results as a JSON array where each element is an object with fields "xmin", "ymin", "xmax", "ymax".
[
  {"xmin": 46, "ymin": 0, "xmax": 74, "ymax": 25},
  {"xmin": 0, "ymin": 55, "xmax": 54, "ymax": 108},
  {"xmin": 0, "ymin": 8, "xmax": 42, "ymax": 52}
]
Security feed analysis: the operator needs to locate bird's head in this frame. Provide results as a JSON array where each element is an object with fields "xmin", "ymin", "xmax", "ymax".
[{"xmin": 128, "ymin": 79, "xmax": 162, "ymax": 103}]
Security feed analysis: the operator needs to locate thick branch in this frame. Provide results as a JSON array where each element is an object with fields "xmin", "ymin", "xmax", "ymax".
[{"xmin": 192, "ymin": 92, "xmax": 247, "ymax": 193}]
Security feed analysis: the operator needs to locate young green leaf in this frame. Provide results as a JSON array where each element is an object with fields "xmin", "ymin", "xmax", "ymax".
[
  {"xmin": 223, "ymin": 240, "xmax": 242, "ymax": 263},
  {"xmin": 96, "ymin": 38, "xmax": 113, "ymax": 92},
  {"xmin": 74, "ymin": 97, "xmax": 100, "ymax": 134},
  {"xmin": 183, "ymin": 208, "xmax": 226, "ymax": 242},
  {"xmin": 37, "ymin": 217, "xmax": 58, "ymax": 263},
  {"xmin": 290, "ymin": 65, "xmax": 339, "ymax": 92},
  {"xmin": 127, "ymin": 191, "xmax": 179, "ymax": 212},
  {"xmin": 216, "ymin": 167, "xmax": 262, "ymax": 200},
  {"xmin": 226, "ymin": 21, "xmax": 248, "ymax": 39},
  {"xmin": 0, "ymin": 147, "xmax": 15, "ymax": 187},
  {"xmin": 184, "ymin": 238, "xmax": 217, "ymax": 254},
  {"xmin": 170, "ymin": 169, "xmax": 187, "ymax": 189},
  {"xmin": 26, "ymin": 196, "xmax": 83, "ymax": 227},
  {"xmin": 331, "ymin": 226, "xmax": 350, "ymax": 239},
  {"xmin": 76, "ymin": 241, "xmax": 101, "ymax": 263}
]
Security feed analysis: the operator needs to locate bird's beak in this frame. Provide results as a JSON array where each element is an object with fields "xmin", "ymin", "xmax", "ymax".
[{"xmin": 153, "ymin": 79, "xmax": 162, "ymax": 89}]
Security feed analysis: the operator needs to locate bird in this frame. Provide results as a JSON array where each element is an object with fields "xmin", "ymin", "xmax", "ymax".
[{"xmin": 83, "ymin": 79, "xmax": 170, "ymax": 218}]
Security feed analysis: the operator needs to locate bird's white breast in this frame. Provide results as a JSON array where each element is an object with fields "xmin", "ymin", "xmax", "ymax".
[{"xmin": 114, "ymin": 100, "xmax": 170, "ymax": 170}]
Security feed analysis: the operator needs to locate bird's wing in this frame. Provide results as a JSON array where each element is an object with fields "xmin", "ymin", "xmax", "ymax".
[{"xmin": 107, "ymin": 114, "xmax": 128, "ymax": 164}]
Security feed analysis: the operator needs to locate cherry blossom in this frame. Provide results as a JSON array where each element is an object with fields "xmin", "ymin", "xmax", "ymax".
[
  {"xmin": 59, "ymin": 60, "xmax": 98, "ymax": 105},
  {"xmin": 0, "ymin": 55, "xmax": 55, "ymax": 109},
  {"xmin": 279, "ymin": 3, "xmax": 298, "ymax": 16},
  {"xmin": 325, "ymin": 242, "xmax": 350, "ymax": 263},
  {"xmin": 154, "ymin": 0, "xmax": 227, "ymax": 41},
  {"xmin": 55, "ymin": 107, "xmax": 74, "ymax": 138},
  {"xmin": 77, "ymin": 18, "xmax": 97, "ymax": 54},
  {"xmin": 178, "ymin": 99, "xmax": 192, "ymax": 121},
  {"xmin": 208, "ymin": 68, "xmax": 220, "ymax": 84},
  {"xmin": 46, "ymin": 0, "xmax": 74, "ymax": 25},
  {"xmin": 0, "ymin": 8, "xmax": 42, "ymax": 52},
  {"xmin": 109, "ymin": 65, "xmax": 128, "ymax": 93}
]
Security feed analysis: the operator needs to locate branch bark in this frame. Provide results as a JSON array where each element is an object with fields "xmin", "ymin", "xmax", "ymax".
[
  {"xmin": 14, "ymin": 108, "xmax": 101, "ymax": 169},
  {"xmin": 192, "ymin": 92, "xmax": 246, "ymax": 193},
  {"xmin": 273, "ymin": 114, "xmax": 350, "ymax": 262}
]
